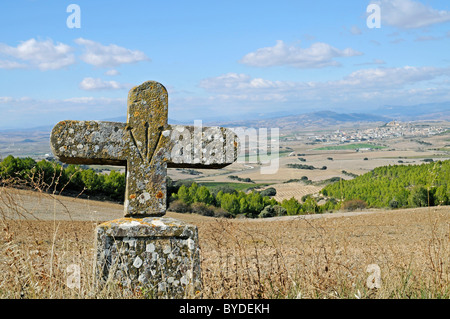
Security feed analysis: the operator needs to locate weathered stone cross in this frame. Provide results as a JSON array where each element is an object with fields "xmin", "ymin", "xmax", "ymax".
[{"xmin": 50, "ymin": 81, "xmax": 238, "ymax": 217}]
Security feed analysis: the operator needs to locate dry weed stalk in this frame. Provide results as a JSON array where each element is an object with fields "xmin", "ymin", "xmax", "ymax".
[
  {"xmin": 200, "ymin": 218, "xmax": 292, "ymax": 298},
  {"xmin": 1, "ymin": 163, "xmax": 449, "ymax": 299}
]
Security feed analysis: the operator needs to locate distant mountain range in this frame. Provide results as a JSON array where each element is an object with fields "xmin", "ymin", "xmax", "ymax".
[
  {"xmin": 212, "ymin": 111, "xmax": 390, "ymax": 130},
  {"xmin": 1, "ymin": 101, "xmax": 449, "ymax": 133},
  {"xmin": 105, "ymin": 112, "xmax": 391, "ymax": 130},
  {"xmin": 373, "ymin": 102, "xmax": 450, "ymax": 121},
  {"xmin": 203, "ymin": 102, "xmax": 450, "ymax": 130}
]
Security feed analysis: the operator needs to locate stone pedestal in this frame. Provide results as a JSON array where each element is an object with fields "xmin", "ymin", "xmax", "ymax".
[{"xmin": 94, "ymin": 217, "xmax": 202, "ymax": 298}]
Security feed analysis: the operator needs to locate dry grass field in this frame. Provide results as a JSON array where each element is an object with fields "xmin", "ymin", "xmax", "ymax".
[
  {"xmin": 1, "ymin": 124, "xmax": 449, "ymax": 299},
  {"xmin": 1, "ymin": 187, "xmax": 449, "ymax": 299}
]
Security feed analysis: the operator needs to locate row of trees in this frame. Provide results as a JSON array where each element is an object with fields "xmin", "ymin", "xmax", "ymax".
[
  {"xmin": 321, "ymin": 160, "xmax": 450, "ymax": 208},
  {"xmin": 170, "ymin": 182, "xmax": 281, "ymax": 218},
  {"xmin": 1, "ymin": 155, "xmax": 303, "ymax": 217},
  {"xmin": 0, "ymin": 155, "xmax": 125, "ymax": 201},
  {"xmin": 4, "ymin": 155, "xmax": 448, "ymax": 218},
  {"xmin": 169, "ymin": 182, "xmax": 325, "ymax": 218}
]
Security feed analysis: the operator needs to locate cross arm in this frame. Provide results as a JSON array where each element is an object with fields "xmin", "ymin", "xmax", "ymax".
[
  {"xmin": 50, "ymin": 121, "xmax": 239, "ymax": 168},
  {"xmin": 50, "ymin": 120, "xmax": 129, "ymax": 166}
]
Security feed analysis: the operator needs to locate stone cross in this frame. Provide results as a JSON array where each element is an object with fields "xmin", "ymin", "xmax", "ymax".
[{"xmin": 50, "ymin": 81, "xmax": 238, "ymax": 217}]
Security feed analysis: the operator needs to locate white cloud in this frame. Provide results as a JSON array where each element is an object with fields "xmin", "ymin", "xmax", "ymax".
[
  {"xmin": 105, "ymin": 69, "xmax": 120, "ymax": 76},
  {"xmin": 62, "ymin": 96, "xmax": 125, "ymax": 104},
  {"xmin": 372, "ymin": 0, "xmax": 450, "ymax": 29},
  {"xmin": 75, "ymin": 38, "xmax": 149, "ymax": 68},
  {"xmin": 199, "ymin": 73, "xmax": 295, "ymax": 91},
  {"xmin": 199, "ymin": 66, "xmax": 450, "ymax": 106},
  {"xmin": 0, "ymin": 38, "xmax": 75, "ymax": 70},
  {"xmin": 79, "ymin": 77, "xmax": 130, "ymax": 91},
  {"xmin": 414, "ymin": 35, "xmax": 439, "ymax": 42},
  {"xmin": 334, "ymin": 66, "xmax": 450, "ymax": 88},
  {"xmin": 239, "ymin": 40, "xmax": 363, "ymax": 68},
  {"xmin": 350, "ymin": 25, "xmax": 363, "ymax": 35},
  {"xmin": 0, "ymin": 96, "xmax": 14, "ymax": 103},
  {"xmin": 0, "ymin": 38, "xmax": 150, "ymax": 70},
  {"xmin": 0, "ymin": 60, "xmax": 27, "ymax": 69},
  {"xmin": 0, "ymin": 96, "xmax": 127, "ymax": 129},
  {"xmin": 355, "ymin": 58, "xmax": 386, "ymax": 66}
]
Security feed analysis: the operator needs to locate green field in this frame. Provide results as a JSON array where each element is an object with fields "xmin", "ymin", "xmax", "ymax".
[
  {"xmin": 237, "ymin": 150, "xmax": 291, "ymax": 163},
  {"xmin": 314, "ymin": 143, "xmax": 386, "ymax": 151},
  {"xmin": 197, "ymin": 182, "xmax": 272, "ymax": 192}
]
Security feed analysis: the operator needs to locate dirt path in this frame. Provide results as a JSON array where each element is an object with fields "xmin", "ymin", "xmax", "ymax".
[{"xmin": 0, "ymin": 188, "xmax": 123, "ymax": 222}]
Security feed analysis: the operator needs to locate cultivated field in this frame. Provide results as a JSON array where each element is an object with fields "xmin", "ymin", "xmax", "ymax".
[
  {"xmin": 1, "ymin": 188, "xmax": 449, "ymax": 299},
  {"xmin": 172, "ymin": 123, "xmax": 450, "ymax": 203}
]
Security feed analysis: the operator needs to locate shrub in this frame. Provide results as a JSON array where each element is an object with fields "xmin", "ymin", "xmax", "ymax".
[
  {"xmin": 168, "ymin": 200, "xmax": 191, "ymax": 213},
  {"xmin": 342, "ymin": 199, "xmax": 367, "ymax": 211},
  {"xmin": 212, "ymin": 207, "xmax": 232, "ymax": 218},
  {"xmin": 259, "ymin": 205, "xmax": 276, "ymax": 218},
  {"xmin": 287, "ymin": 164, "xmax": 316, "ymax": 170},
  {"xmin": 389, "ymin": 198, "xmax": 399, "ymax": 209},
  {"xmin": 322, "ymin": 198, "xmax": 339, "ymax": 212},
  {"xmin": 260, "ymin": 187, "xmax": 277, "ymax": 197},
  {"xmin": 191, "ymin": 202, "xmax": 214, "ymax": 217},
  {"xmin": 272, "ymin": 205, "xmax": 287, "ymax": 216},
  {"xmin": 301, "ymin": 194, "xmax": 311, "ymax": 202}
]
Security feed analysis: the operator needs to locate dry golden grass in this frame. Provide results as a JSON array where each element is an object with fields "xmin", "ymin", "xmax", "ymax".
[
  {"xmin": 1, "ymin": 187, "xmax": 449, "ymax": 299},
  {"xmin": 193, "ymin": 207, "xmax": 450, "ymax": 299}
]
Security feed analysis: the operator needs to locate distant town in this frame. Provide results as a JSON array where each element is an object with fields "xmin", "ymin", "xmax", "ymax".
[{"xmin": 290, "ymin": 121, "xmax": 449, "ymax": 145}]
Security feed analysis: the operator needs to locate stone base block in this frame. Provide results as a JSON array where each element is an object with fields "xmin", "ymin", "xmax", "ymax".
[{"xmin": 94, "ymin": 217, "xmax": 202, "ymax": 299}]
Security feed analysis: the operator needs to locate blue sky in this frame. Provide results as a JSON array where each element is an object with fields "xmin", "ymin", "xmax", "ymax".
[{"xmin": 0, "ymin": 0, "xmax": 450, "ymax": 129}]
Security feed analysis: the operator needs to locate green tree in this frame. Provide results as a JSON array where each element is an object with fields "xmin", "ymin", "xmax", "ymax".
[
  {"xmin": 34, "ymin": 159, "xmax": 56, "ymax": 186},
  {"xmin": 195, "ymin": 186, "xmax": 214, "ymax": 205},
  {"xmin": 220, "ymin": 193, "xmax": 240, "ymax": 215},
  {"xmin": 239, "ymin": 197, "xmax": 249, "ymax": 214},
  {"xmin": 188, "ymin": 182, "xmax": 199, "ymax": 202},
  {"xmin": 80, "ymin": 169, "xmax": 103, "ymax": 192},
  {"xmin": 0, "ymin": 155, "xmax": 34, "ymax": 179},
  {"xmin": 103, "ymin": 170, "xmax": 126, "ymax": 200},
  {"xmin": 177, "ymin": 184, "xmax": 192, "ymax": 204},
  {"xmin": 303, "ymin": 197, "xmax": 320, "ymax": 214},
  {"xmin": 64, "ymin": 164, "xmax": 84, "ymax": 191},
  {"xmin": 281, "ymin": 197, "xmax": 302, "ymax": 215},
  {"xmin": 408, "ymin": 186, "xmax": 429, "ymax": 207},
  {"xmin": 435, "ymin": 185, "xmax": 449, "ymax": 205},
  {"xmin": 247, "ymin": 192, "xmax": 264, "ymax": 216}
]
